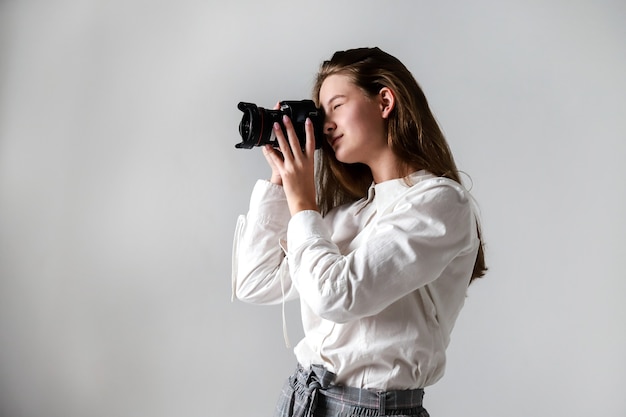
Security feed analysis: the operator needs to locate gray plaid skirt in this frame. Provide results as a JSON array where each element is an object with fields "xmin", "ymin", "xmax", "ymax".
[{"xmin": 274, "ymin": 364, "xmax": 430, "ymax": 417}]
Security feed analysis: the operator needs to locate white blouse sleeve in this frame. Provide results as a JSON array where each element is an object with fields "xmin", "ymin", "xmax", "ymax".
[
  {"xmin": 232, "ymin": 180, "xmax": 299, "ymax": 305},
  {"xmin": 286, "ymin": 180, "xmax": 479, "ymax": 323}
]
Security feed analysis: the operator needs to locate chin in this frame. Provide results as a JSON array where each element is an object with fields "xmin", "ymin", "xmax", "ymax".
[
  {"xmin": 333, "ymin": 148, "xmax": 350, "ymax": 163},
  {"xmin": 335, "ymin": 153, "xmax": 360, "ymax": 165},
  {"xmin": 335, "ymin": 154, "xmax": 353, "ymax": 164}
]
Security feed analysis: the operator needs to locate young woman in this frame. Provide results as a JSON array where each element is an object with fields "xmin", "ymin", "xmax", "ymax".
[{"xmin": 232, "ymin": 47, "xmax": 487, "ymax": 417}]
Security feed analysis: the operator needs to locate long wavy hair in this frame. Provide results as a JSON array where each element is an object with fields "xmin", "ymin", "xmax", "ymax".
[{"xmin": 312, "ymin": 47, "xmax": 487, "ymax": 282}]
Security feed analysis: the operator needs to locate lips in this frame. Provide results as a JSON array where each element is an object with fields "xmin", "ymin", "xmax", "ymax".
[{"xmin": 328, "ymin": 134, "xmax": 342, "ymax": 147}]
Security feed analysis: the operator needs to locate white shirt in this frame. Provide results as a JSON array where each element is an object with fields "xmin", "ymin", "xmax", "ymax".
[{"xmin": 232, "ymin": 170, "xmax": 480, "ymax": 390}]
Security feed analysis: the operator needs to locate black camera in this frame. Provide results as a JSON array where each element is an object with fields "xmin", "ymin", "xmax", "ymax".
[{"xmin": 236, "ymin": 100, "xmax": 324, "ymax": 150}]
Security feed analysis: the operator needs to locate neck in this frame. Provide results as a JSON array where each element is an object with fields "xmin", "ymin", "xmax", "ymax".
[{"xmin": 369, "ymin": 153, "xmax": 418, "ymax": 184}]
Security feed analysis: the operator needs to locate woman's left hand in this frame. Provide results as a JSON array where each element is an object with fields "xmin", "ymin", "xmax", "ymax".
[{"xmin": 264, "ymin": 115, "xmax": 318, "ymax": 216}]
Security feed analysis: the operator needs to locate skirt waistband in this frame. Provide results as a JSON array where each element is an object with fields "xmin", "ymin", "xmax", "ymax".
[{"xmin": 294, "ymin": 364, "xmax": 424, "ymax": 415}]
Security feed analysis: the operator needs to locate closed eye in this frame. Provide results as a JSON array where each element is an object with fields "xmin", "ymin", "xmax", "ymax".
[{"xmin": 324, "ymin": 94, "xmax": 347, "ymax": 113}]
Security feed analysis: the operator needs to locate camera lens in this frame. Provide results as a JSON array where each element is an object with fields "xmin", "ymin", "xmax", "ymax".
[
  {"xmin": 239, "ymin": 118, "xmax": 250, "ymax": 140},
  {"xmin": 235, "ymin": 100, "xmax": 323, "ymax": 150}
]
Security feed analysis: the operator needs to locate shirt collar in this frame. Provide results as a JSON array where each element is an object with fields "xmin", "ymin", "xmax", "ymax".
[
  {"xmin": 372, "ymin": 170, "xmax": 433, "ymax": 213},
  {"xmin": 353, "ymin": 170, "xmax": 434, "ymax": 215}
]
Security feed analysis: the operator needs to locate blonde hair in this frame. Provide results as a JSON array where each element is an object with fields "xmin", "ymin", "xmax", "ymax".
[{"xmin": 313, "ymin": 47, "xmax": 487, "ymax": 282}]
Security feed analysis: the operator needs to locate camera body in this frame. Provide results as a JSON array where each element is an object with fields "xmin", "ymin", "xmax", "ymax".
[{"xmin": 236, "ymin": 100, "xmax": 324, "ymax": 150}]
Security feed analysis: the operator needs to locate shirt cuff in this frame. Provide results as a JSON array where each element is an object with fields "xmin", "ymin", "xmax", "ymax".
[
  {"xmin": 248, "ymin": 180, "xmax": 290, "ymax": 221},
  {"xmin": 287, "ymin": 210, "xmax": 330, "ymax": 250}
]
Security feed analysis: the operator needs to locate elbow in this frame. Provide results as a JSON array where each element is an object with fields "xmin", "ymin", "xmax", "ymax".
[
  {"xmin": 233, "ymin": 275, "xmax": 269, "ymax": 304},
  {"xmin": 232, "ymin": 272, "xmax": 254, "ymax": 303},
  {"xmin": 232, "ymin": 267, "xmax": 285, "ymax": 305},
  {"xmin": 318, "ymin": 310, "xmax": 354, "ymax": 324},
  {"xmin": 299, "ymin": 275, "xmax": 362, "ymax": 323},
  {"xmin": 233, "ymin": 280, "xmax": 256, "ymax": 303},
  {"xmin": 306, "ymin": 294, "xmax": 359, "ymax": 324}
]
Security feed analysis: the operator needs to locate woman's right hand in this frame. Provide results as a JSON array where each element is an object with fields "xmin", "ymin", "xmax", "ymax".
[{"xmin": 262, "ymin": 102, "xmax": 283, "ymax": 185}]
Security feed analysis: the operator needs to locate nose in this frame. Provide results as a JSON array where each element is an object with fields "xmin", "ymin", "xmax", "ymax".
[{"xmin": 324, "ymin": 119, "xmax": 336, "ymax": 136}]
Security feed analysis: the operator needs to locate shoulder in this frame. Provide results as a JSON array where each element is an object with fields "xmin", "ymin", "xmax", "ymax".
[
  {"xmin": 375, "ymin": 172, "xmax": 470, "ymax": 213},
  {"xmin": 408, "ymin": 176, "xmax": 471, "ymax": 204},
  {"xmin": 387, "ymin": 176, "xmax": 475, "ymax": 228}
]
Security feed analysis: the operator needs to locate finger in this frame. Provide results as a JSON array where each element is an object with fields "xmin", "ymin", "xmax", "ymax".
[
  {"xmin": 304, "ymin": 117, "xmax": 316, "ymax": 157},
  {"xmin": 262, "ymin": 145, "xmax": 285, "ymax": 185},
  {"xmin": 273, "ymin": 122, "xmax": 293, "ymax": 162},
  {"xmin": 262, "ymin": 144, "xmax": 281, "ymax": 167},
  {"xmin": 262, "ymin": 143, "xmax": 277, "ymax": 163},
  {"xmin": 282, "ymin": 115, "xmax": 303, "ymax": 158}
]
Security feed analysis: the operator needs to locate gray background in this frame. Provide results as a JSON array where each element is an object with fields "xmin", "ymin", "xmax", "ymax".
[{"xmin": 1, "ymin": 1, "xmax": 625, "ymax": 416}]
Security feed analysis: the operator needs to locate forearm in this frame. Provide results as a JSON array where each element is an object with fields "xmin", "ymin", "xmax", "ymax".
[{"xmin": 232, "ymin": 180, "xmax": 296, "ymax": 304}]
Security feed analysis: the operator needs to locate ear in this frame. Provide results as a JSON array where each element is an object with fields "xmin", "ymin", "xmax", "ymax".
[{"xmin": 378, "ymin": 87, "xmax": 395, "ymax": 119}]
